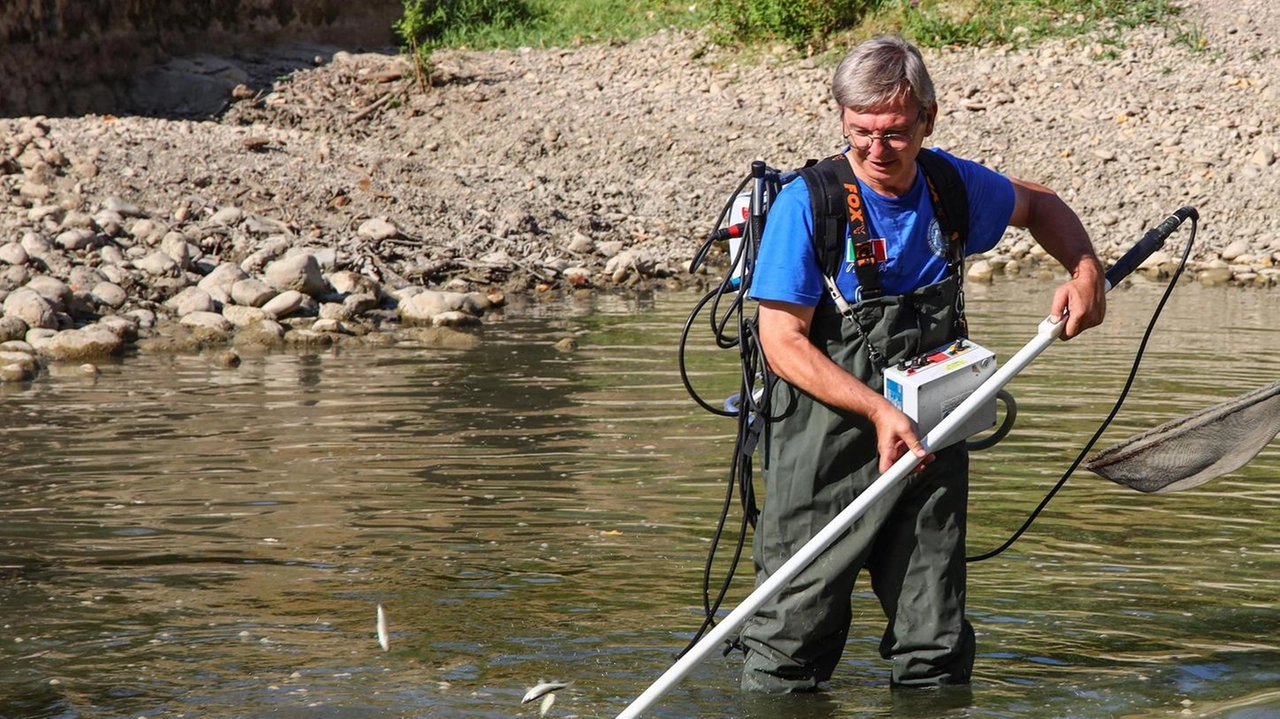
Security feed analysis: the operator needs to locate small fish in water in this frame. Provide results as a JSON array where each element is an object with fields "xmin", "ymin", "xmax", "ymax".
[
  {"xmin": 539, "ymin": 692, "xmax": 555, "ymax": 717},
  {"xmin": 376, "ymin": 604, "xmax": 389, "ymax": 651},
  {"xmin": 522, "ymin": 679, "xmax": 571, "ymax": 704}
]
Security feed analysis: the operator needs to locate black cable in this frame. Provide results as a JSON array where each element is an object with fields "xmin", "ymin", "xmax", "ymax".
[
  {"xmin": 676, "ymin": 396, "xmax": 755, "ymax": 659},
  {"xmin": 678, "ymin": 288, "xmax": 737, "ymax": 417},
  {"xmin": 674, "ymin": 165, "xmax": 782, "ymax": 655},
  {"xmin": 677, "ymin": 172, "xmax": 758, "ymax": 416},
  {"xmin": 966, "ymin": 389, "xmax": 1018, "ymax": 452},
  {"xmin": 688, "ymin": 173, "xmax": 752, "ymax": 278},
  {"xmin": 967, "ymin": 220, "xmax": 1198, "ymax": 563}
]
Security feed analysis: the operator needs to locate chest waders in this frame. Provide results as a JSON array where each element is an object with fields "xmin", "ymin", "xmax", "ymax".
[{"xmin": 740, "ymin": 274, "xmax": 976, "ymax": 692}]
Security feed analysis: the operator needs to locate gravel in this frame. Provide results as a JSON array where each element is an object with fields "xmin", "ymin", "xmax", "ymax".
[{"xmin": 0, "ymin": 0, "xmax": 1276, "ymax": 369}]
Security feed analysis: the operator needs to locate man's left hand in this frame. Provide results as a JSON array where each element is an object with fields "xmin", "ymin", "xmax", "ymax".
[{"xmin": 1050, "ymin": 255, "xmax": 1106, "ymax": 340}]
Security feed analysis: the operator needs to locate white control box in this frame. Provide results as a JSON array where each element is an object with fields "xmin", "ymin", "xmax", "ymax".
[{"xmin": 883, "ymin": 339, "xmax": 997, "ymax": 449}]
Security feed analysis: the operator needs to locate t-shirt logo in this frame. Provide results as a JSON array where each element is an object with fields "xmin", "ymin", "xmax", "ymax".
[{"xmin": 927, "ymin": 218, "xmax": 948, "ymax": 259}]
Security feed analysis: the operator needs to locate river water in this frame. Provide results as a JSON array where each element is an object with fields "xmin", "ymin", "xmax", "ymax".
[{"xmin": 1, "ymin": 278, "xmax": 1277, "ymax": 719}]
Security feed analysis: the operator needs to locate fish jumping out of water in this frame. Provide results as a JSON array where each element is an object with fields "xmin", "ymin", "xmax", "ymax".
[
  {"xmin": 376, "ymin": 604, "xmax": 389, "ymax": 651},
  {"xmin": 522, "ymin": 679, "xmax": 572, "ymax": 704}
]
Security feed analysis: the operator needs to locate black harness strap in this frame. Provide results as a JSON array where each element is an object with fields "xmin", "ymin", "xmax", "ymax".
[
  {"xmin": 795, "ymin": 158, "xmax": 851, "ymax": 281},
  {"xmin": 916, "ymin": 149, "xmax": 969, "ymax": 275},
  {"xmin": 797, "ymin": 156, "xmax": 887, "ymax": 367},
  {"xmin": 915, "ymin": 149, "xmax": 971, "ymax": 337},
  {"xmin": 797, "ymin": 155, "xmax": 886, "ymax": 297}
]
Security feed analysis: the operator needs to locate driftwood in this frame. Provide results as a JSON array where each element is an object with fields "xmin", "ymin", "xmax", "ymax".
[{"xmin": 350, "ymin": 92, "xmax": 394, "ymax": 124}]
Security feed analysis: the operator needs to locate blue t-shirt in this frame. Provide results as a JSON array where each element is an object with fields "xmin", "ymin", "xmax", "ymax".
[{"xmin": 749, "ymin": 149, "xmax": 1014, "ymax": 305}]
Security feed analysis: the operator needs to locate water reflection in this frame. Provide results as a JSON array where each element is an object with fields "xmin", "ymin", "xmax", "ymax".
[{"xmin": 0, "ymin": 280, "xmax": 1276, "ymax": 719}]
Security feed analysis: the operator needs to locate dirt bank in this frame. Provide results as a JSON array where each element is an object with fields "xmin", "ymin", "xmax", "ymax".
[{"xmin": 0, "ymin": 0, "xmax": 1276, "ymax": 375}]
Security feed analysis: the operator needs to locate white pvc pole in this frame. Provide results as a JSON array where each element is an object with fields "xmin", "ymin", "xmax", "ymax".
[{"xmin": 616, "ymin": 315, "xmax": 1065, "ymax": 719}]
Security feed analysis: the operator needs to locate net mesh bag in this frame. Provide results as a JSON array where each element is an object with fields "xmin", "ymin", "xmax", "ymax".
[{"xmin": 1084, "ymin": 380, "xmax": 1280, "ymax": 494}]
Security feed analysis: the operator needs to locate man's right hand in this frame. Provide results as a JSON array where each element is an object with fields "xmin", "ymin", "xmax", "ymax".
[
  {"xmin": 758, "ymin": 300, "xmax": 935, "ymax": 475},
  {"xmin": 867, "ymin": 400, "xmax": 934, "ymax": 474}
]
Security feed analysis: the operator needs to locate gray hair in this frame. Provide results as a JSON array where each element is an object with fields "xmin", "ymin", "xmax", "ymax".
[{"xmin": 832, "ymin": 35, "xmax": 936, "ymax": 115}]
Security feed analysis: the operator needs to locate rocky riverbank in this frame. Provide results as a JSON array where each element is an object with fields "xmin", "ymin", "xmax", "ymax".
[{"xmin": 1, "ymin": 0, "xmax": 1277, "ymax": 381}]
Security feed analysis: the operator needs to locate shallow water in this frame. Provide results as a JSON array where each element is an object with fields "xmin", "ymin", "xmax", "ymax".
[{"xmin": 1, "ymin": 278, "xmax": 1277, "ymax": 719}]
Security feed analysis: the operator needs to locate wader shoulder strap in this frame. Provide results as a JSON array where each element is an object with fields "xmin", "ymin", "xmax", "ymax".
[
  {"xmin": 797, "ymin": 155, "xmax": 887, "ymax": 299},
  {"xmin": 915, "ymin": 149, "xmax": 971, "ymax": 337},
  {"xmin": 795, "ymin": 157, "xmax": 887, "ymax": 368}
]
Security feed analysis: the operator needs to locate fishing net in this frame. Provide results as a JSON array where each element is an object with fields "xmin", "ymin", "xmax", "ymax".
[{"xmin": 1084, "ymin": 380, "xmax": 1280, "ymax": 494}]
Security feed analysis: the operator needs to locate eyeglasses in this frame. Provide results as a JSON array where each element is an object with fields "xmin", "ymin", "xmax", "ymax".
[
  {"xmin": 845, "ymin": 127, "xmax": 916, "ymax": 152},
  {"xmin": 843, "ymin": 112, "xmax": 923, "ymax": 152}
]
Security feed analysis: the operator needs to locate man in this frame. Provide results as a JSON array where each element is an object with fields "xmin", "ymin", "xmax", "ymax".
[{"xmin": 738, "ymin": 35, "xmax": 1106, "ymax": 693}]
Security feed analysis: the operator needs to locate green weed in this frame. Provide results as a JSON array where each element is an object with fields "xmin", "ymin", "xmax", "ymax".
[{"xmin": 1171, "ymin": 19, "xmax": 1209, "ymax": 53}]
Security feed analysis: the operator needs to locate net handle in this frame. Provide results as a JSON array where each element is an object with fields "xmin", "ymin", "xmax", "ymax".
[{"xmin": 1105, "ymin": 206, "xmax": 1197, "ymax": 290}]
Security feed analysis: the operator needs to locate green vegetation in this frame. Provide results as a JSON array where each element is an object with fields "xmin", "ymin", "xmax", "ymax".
[
  {"xmin": 707, "ymin": 0, "xmax": 877, "ymax": 47},
  {"xmin": 862, "ymin": 0, "xmax": 1184, "ymax": 50},
  {"xmin": 395, "ymin": 0, "xmax": 535, "ymax": 57},
  {"xmin": 396, "ymin": 0, "xmax": 719, "ymax": 80},
  {"xmin": 395, "ymin": 0, "xmax": 713, "ymax": 77},
  {"xmin": 395, "ymin": 0, "xmax": 1190, "ymax": 74},
  {"xmin": 1171, "ymin": 17, "xmax": 1209, "ymax": 53}
]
